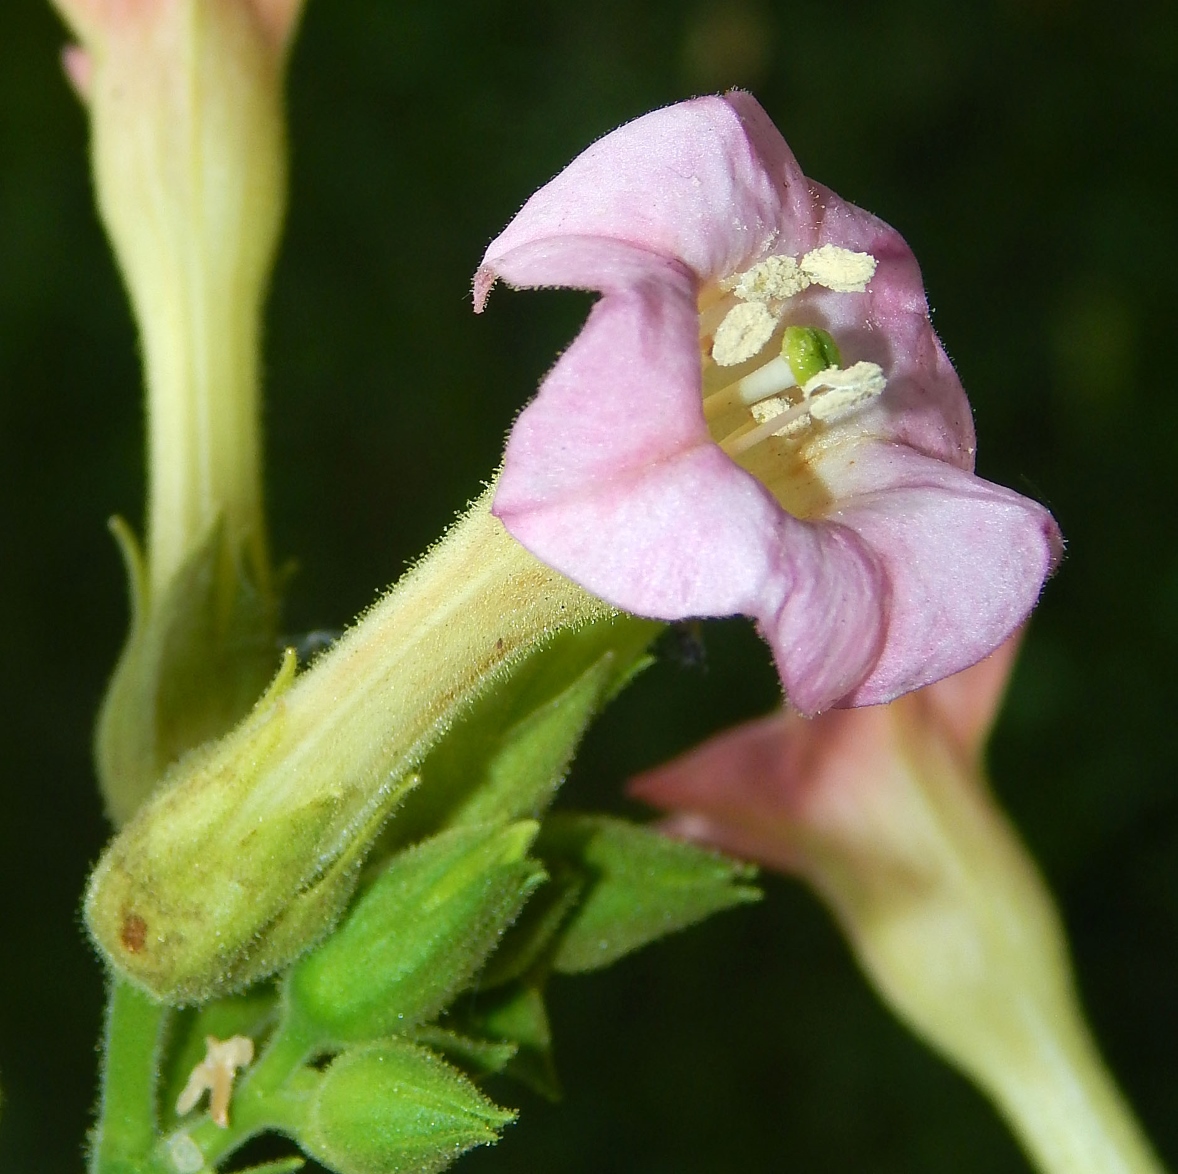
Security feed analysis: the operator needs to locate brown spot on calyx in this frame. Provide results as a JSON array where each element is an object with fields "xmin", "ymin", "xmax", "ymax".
[
  {"xmin": 495, "ymin": 638, "xmax": 505, "ymax": 652},
  {"xmin": 121, "ymin": 913, "xmax": 148, "ymax": 954}
]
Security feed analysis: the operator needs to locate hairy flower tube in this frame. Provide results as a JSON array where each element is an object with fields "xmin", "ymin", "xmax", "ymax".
[
  {"xmin": 630, "ymin": 639, "xmax": 1166, "ymax": 1174},
  {"xmin": 85, "ymin": 493, "xmax": 611, "ymax": 1002},
  {"xmin": 475, "ymin": 94, "xmax": 1063, "ymax": 713}
]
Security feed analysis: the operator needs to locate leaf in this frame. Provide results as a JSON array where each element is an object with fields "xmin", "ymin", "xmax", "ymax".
[
  {"xmin": 286, "ymin": 823, "xmax": 546, "ymax": 1045},
  {"xmin": 303, "ymin": 1041, "xmax": 515, "ymax": 1174},
  {"xmin": 384, "ymin": 615, "xmax": 659, "ymax": 847},
  {"xmin": 539, "ymin": 815, "xmax": 761, "ymax": 974}
]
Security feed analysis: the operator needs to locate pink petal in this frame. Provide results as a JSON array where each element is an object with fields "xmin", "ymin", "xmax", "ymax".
[
  {"xmin": 811, "ymin": 442, "xmax": 1063, "ymax": 706},
  {"xmin": 491, "ymin": 238, "xmax": 791, "ymax": 617},
  {"xmin": 627, "ymin": 707, "xmax": 886, "ymax": 874},
  {"xmin": 475, "ymin": 95, "xmax": 803, "ymax": 303},
  {"xmin": 490, "ymin": 237, "xmax": 707, "ymax": 504},
  {"xmin": 754, "ymin": 519, "xmax": 889, "ymax": 715}
]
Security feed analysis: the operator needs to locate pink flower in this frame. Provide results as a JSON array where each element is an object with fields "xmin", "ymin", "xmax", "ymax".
[
  {"xmin": 475, "ymin": 94, "xmax": 1062, "ymax": 713},
  {"xmin": 627, "ymin": 632, "xmax": 1023, "ymax": 878},
  {"xmin": 626, "ymin": 637, "xmax": 1167, "ymax": 1174}
]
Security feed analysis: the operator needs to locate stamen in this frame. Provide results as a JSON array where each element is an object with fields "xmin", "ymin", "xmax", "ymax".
[
  {"xmin": 721, "ymin": 399, "xmax": 811, "ymax": 456},
  {"xmin": 176, "ymin": 1034, "xmax": 255, "ymax": 1129},
  {"xmin": 711, "ymin": 301, "xmax": 779, "ymax": 366},
  {"xmin": 799, "ymin": 245, "xmax": 877, "ymax": 293},
  {"xmin": 702, "ymin": 355, "xmax": 798, "ymax": 419},
  {"xmin": 751, "ymin": 395, "xmax": 809, "ymax": 438}
]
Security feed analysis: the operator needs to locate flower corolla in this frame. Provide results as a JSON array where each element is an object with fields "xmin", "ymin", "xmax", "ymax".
[{"xmin": 475, "ymin": 94, "xmax": 1062, "ymax": 713}]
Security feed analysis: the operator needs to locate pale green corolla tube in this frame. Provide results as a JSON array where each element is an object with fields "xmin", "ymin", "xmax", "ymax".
[
  {"xmin": 50, "ymin": 0, "xmax": 305, "ymax": 824},
  {"xmin": 85, "ymin": 490, "xmax": 610, "ymax": 1003}
]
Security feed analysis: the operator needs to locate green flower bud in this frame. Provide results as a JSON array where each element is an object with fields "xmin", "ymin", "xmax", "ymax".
[
  {"xmin": 781, "ymin": 324, "xmax": 842, "ymax": 385},
  {"xmin": 287, "ymin": 822, "xmax": 546, "ymax": 1044},
  {"xmin": 303, "ymin": 1041, "xmax": 515, "ymax": 1174}
]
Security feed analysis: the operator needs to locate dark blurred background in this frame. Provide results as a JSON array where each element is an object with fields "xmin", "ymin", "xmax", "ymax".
[{"xmin": 2, "ymin": 0, "xmax": 1176, "ymax": 1170}]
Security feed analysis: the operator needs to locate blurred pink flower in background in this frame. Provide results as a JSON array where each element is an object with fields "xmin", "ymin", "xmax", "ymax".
[
  {"xmin": 629, "ymin": 634, "xmax": 1165, "ymax": 1174},
  {"xmin": 476, "ymin": 94, "xmax": 1062, "ymax": 713},
  {"xmin": 628, "ymin": 632, "xmax": 1023, "ymax": 877}
]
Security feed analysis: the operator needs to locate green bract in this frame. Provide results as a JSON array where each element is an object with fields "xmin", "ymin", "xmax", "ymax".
[
  {"xmin": 540, "ymin": 815, "xmax": 761, "ymax": 974},
  {"xmin": 97, "ymin": 518, "xmax": 279, "ymax": 826}
]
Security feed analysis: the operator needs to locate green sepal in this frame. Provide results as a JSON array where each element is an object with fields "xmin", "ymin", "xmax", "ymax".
[
  {"xmin": 409, "ymin": 1026, "xmax": 518, "ymax": 1078},
  {"xmin": 476, "ymin": 863, "xmax": 584, "ymax": 989},
  {"xmin": 455, "ymin": 982, "xmax": 560, "ymax": 1102},
  {"xmin": 84, "ymin": 728, "xmax": 416, "ymax": 1004},
  {"xmin": 286, "ymin": 822, "xmax": 546, "ymax": 1045},
  {"xmin": 303, "ymin": 1041, "xmax": 515, "ymax": 1174},
  {"xmin": 96, "ymin": 517, "xmax": 280, "ymax": 825},
  {"xmin": 385, "ymin": 615, "xmax": 660, "ymax": 849},
  {"xmin": 539, "ymin": 815, "xmax": 762, "ymax": 973},
  {"xmin": 159, "ymin": 986, "xmax": 279, "ymax": 1130}
]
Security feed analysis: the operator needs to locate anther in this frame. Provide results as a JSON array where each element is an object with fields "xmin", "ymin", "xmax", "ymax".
[
  {"xmin": 711, "ymin": 301, "xmax": 779, "ymax": 366},
  {"xmin": 726, "ymin": 254, "xmax": 808, "ymax": 302},
  {"xmin": 802, "ymin": 361, "xmax": 887, "ymax": 422},
  {"xmin": 720, "ymin": 360, "xmax": 887, "ymax": 456},
  {"xmin": 799, "ymin": 245, "xmax": 877, "ymax": 293}
]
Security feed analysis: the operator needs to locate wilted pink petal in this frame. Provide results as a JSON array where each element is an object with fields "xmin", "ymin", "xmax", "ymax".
[{"xmin": 477, "ymin": 94, "xmax": 1062, "ymax": 712}]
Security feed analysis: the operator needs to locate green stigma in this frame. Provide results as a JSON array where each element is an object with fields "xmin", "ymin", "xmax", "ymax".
[{"xmin": 782, "ymin": 325, "xmax": 842, "ymax": 385}]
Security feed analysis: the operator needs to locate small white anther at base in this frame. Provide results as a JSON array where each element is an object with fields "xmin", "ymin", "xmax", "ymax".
[
  {"xmin": 712, "ymin": 301, "xmax": 779, "ymax": 366},
  {"xmin": 799, "ymin": 245, "xmax": 877, "ymax": 293},
  {"xmin": 751, "ymin": 396, "xmax": 809, "ymax": 438}
]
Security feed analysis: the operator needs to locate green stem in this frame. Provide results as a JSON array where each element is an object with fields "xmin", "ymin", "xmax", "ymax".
[{"xmin": 90, "ymin": 980, "xmax": 168, "ymax": 1174}]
